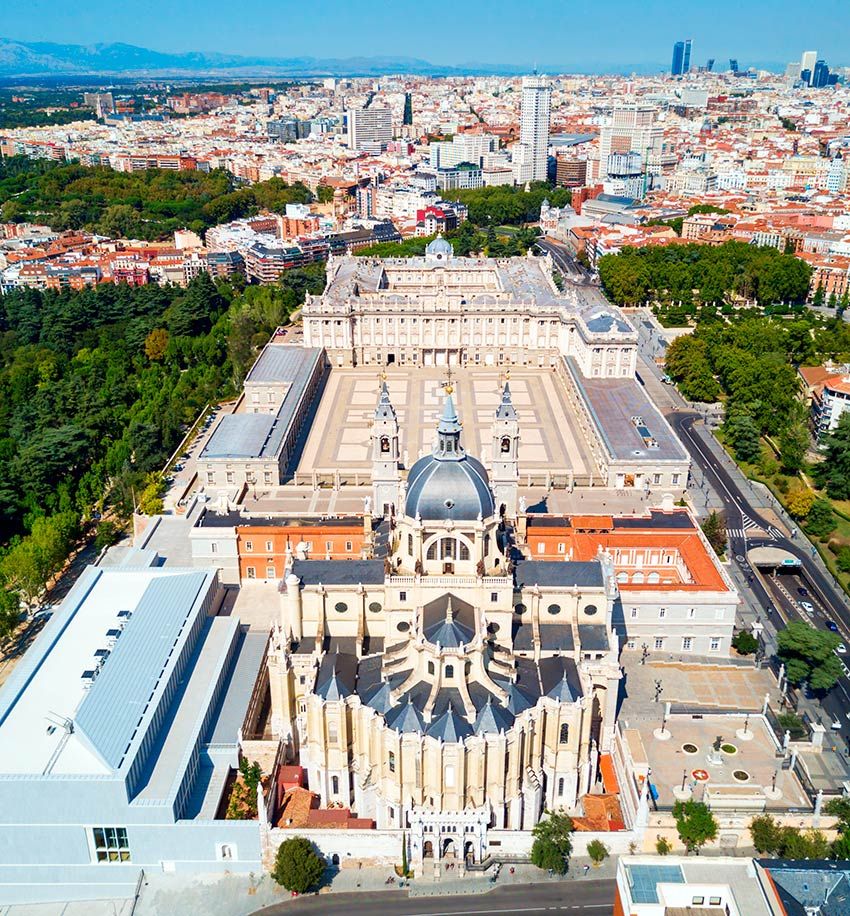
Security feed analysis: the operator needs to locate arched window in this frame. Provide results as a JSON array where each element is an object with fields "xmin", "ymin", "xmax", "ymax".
[
  {"xmin": 559, "ymin": 723, "xmax": 569, "ymax": 744},
  {"xmin": 445, "ymin": 664, "xmax": 454, "ymax": 678},
  {"xmin": 380, "ymin": 436, "xmax": 390, "ymax": 453},
  {"xmin": 501, "ymin": 436, "xmax": 511, "ymax": 453},
  {"xmin": 458, "ymin": 540, "xmax": 470, "ymax": 561},
  {"xmin": 558, "ymin": 777, "xmax": 565, "ymax": 796},
  {"xmin": 408, "ymin": 533, "xmax": 414, "ymax": 554},
  {"xmin": 427, "ymin": 540, "xmax": 439, "ymax": 560},
  {"xmin": 331, "ymin": 775, "xmax": 339, "ymax": 794}
]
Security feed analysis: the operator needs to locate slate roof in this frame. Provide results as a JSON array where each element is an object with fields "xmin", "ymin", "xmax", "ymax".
[
  {"xmin": 539, "ymin": 656, "xmax": 583, "ymax": 702},
  {"xmin": 423, "ymin": 593, "xmax": 475, "ymax": 648},
  {"xmin": 514, "ymin": 559, "xmax": 604, "ymax": 588},
  {"xmin": 315, "ymin": 652, "xmax": 356, "ymax": 701},
  {"xmin": 474, "ymin": 697, "xmax": 515, "ymax": 735},
  {"xmin": 757, "ymin": 861, "xmax": 850, "ymax": 916},
  {"xmin": 384, "ymin": 696, "xmax": 426, "ymax": 733},
  {"xmin": 290, "ymin": 559, "xmax": 385, "ymax": 586},
  {"xmin": 539, "ymin": 623, "xmax": 575, "ymax": 651},
  {"xmin": 578, "ymin": 624, "xmax": 609, "ymax": 651},
  {"xmin": 426, "ymin": 703, "xmax": 473, "ymax": 742}
]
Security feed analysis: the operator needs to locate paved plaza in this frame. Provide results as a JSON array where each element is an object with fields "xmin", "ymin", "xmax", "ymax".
[{"xmin": 297, "ymin": 366, "xmax": 596, "ymax": 478}]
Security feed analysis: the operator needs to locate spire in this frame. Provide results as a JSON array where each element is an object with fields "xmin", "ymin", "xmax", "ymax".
[
  {"xmin": 435, "ymin": 386, "xmax": 464, "ymax": 459},
  {"xmin": 496, "ymin": 381, "xmax": 517, "ymax": 420},
  {"xmin": 374, "ymin": 374, "xmax": 397, "ymax": 421}
]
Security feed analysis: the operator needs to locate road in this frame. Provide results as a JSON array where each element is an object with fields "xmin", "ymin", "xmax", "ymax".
[
  {"xmin": 668, "ymin": 409, "xmax": 850, "ymax": 742},
  {"xmin": 252, "ymin": 879, "xmax": 616, "ymax": 916},
  {"xmin": 535, "ymin": 237, "xmax": 596, "ymax": 286}
]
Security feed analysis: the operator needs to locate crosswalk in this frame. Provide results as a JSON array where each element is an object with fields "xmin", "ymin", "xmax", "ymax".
[{"xmin": 726, "ymin": 516, "xmax": 782, "ymax": 540}]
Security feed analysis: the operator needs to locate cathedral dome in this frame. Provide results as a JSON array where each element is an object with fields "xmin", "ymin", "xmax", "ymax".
[
  {"xmin": 425, "ymin": 234, "xmax": 453, "ymax": 262},
  {"xmin": 404, "ymin": 392, "xmax": 494, "ymax": 521}
]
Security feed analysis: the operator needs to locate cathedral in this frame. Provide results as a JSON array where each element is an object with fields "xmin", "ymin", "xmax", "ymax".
[{"xmin": 266, "ymin": 379, "xmax": 622, "ymax": 869}]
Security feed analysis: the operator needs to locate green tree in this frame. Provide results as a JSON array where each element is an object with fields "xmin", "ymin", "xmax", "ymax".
[
  {"xmin": 749, "ymin": 814, "xmax": 782, "ymax": 854},
  {"xmin": 672, "ymin": 800, "xmax": 718, "ymax": 854},
  {"xmin": 530, "ymin": 810, "xmax": 574, "ymax": 874},
  {"xmin": 724, "ymin": 412, "xmax": 762, "ymax": 464},
  {"xmin": 781, "ymin": 829, "xmax": 831, "ymax": 859},
  {"xmin": 271, "ymin": 837, "xmax": 326, "ymax": 893},
  {"xmin": 0, "ymin": 588, "xmax": 22, "ymax": 647},
  {"xmin": 586, "ymin": 839, "xmax": 609, "ymax": 866},
  {"xmin": 777, "ymin": 620, "xmax": 843, "ymax": 690},
  {"xmin": 818, "ymin": 413, "xmax": 850, "ymax": 500},
  {"xmin": 701, "ymin": 511, "xmax": 727, "ymax": 556},
  {"xmin": 779, "ymin": 412, "xmax": 811, "ymax": 474},
  {"xmin": 732, "ymin": 631, "xmax": 759, "ymax": 655},
  {"xmin": 806, "ymin": 499, "xmax": 837, "ymax": 539}
]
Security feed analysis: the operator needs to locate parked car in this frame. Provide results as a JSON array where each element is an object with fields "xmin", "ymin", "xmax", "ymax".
[
  {"xmin": 798, "ymin": 587, "xmax": 810, "ymax": 597},
  {"xmin": 800, "ymin": 601, "xmax": 815, "ymax": 614},
  {"xmin": 837, "ymin": 643, "xmax": 847, "ymax": 655}
]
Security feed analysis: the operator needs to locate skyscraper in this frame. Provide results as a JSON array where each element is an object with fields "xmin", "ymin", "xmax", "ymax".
[
  {"xmin": 812, "ymin": 60, "xmax": 830, "ymax": 89},
  {"xmin": 347, "ymin": 106, "xmax": 393, "ymax": 152},
  {"xmin": 729, "ymin": 59, "xmax": 739, "ymax": 74},
  {"xmin": 671, "ymin": 39, "xmax": 692, "ymax": 76},
  {"xmin": 671, "ymin": 42, "xmax": 685, "ymax": 76},
  {"xmin": 516, "ymin": 76, "xmax": 551, "ymax": 183},
  {"xmin": 683, "ymin": 39, "xmax": 692, "ymax": 74},
  {"xmin": 800, "ymin": 50, "xmax": 818, "ymax": 84}
]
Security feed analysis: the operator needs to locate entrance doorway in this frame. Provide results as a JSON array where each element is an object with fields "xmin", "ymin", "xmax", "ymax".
[
  {"xmin": 423, "ymin": 840, "xmax": 434, "ymax": 858},
  {"xmin": 442, "ymin": 838, "xmax": 456, "ymax": 858}
]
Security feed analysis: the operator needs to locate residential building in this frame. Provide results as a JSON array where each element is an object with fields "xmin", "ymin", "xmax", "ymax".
[
  {"xmin": 347, "ymin": 107, "xmax": 393, "ymax": 153},
  {"xmin": 515, "ymin": 76, "xmax": 551, "ymax": 183}
]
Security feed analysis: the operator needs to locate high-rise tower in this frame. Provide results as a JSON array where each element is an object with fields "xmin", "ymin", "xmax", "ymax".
[{"xmin": 517, "ymin": 76, "xmax": 551, "ymax": 184}]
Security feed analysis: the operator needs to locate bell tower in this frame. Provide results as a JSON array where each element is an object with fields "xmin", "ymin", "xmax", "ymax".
[
  {"xmin": 372, "ymin": 378, "xmax": 400, "ymax": 517},
  {"xmin": 491, "ymin": 380, "xmax": 520, "ymax": 519}
]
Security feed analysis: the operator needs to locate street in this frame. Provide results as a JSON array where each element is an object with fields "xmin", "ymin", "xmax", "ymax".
[
  {"xmin": 536, "ymin": 237, "xmax": 596, "ymax": 285},
  {"xmin": 667, "ymin": 408, "xmax": 850, "ymax": 744},
  {"xmin": 252, "ymin": 879, "xmax": 616, "ymax": 916}
]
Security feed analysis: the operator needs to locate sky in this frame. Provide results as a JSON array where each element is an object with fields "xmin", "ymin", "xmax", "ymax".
[{"xmin": 3, "ymin": 0, "xmax": 849, "ymax": 71}]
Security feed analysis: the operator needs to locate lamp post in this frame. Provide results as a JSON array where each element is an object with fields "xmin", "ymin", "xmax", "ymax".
[{"xmin": 641, "ymin": 643, "xmax": 649, "ymax": 665}]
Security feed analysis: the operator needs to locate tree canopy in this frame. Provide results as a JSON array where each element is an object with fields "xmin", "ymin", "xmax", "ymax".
[
  {"xmin": 599, "ymin": 241, "xmax": 812, "ymax": 308},
  {"xmin": 440, "ymin": 182, "xmax": 571, "ymax": 227},
  {"xmin": 818, "ymin": 413, "xmax": 850, "ymax": 500},
  {"xmin": 0, "ymin": 156, "xmax": 314, "ymax": 240},
  {"xmin": 777, "ymin": 620, "xmax": 843, "ymax": 690},
  {"xmin": 530, "ymin": 809, "xmax": 574, "ymax": 874},
  {"xmin": 672, "ymin": 799, "xmax": 718, "ymax": 854},
  {"xmin": 271, "ymin": 837, "xmax": 325, "ymax": 894}
]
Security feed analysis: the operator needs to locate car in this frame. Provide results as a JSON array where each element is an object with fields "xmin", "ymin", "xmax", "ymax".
[
  {"xmin": 31, "ymin": 605, "xmax": 55, "ymax": 622},
  {"xmin": 800, "ymin": 601, "xmax": 815, "ymax": 614},
  {"xmin": 661, "ymin": 374, "xmax": 673, "ymax": 384},
  {"xmin": 837, "ymin": 644, "xmax": 847, "ymax": 655},
  {"xmin": 827, "ymin": 621, "xmax": 839, "ymax": 632},
  {"xmin": 798, "ymin": 587, "xmax": 809, "ymax": 597}
]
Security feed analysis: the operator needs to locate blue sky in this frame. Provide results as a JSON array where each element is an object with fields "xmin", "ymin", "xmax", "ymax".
[{"xmin": 3, "ymin": 0, "xmax": 848, "ymax": 70}]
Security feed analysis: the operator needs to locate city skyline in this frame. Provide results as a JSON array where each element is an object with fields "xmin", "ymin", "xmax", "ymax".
[{"xmin": 2, "ymin": 0, "xmax": 849, "ymax": 73}]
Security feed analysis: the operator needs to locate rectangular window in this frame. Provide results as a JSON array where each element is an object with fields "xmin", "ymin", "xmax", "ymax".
[
  {"xmin": 537, "ymin": 542, "xmax": 545, "ymax": 554},
  {"xmin": 246, "ymin": 567, "xmax": 256, "ymax": 579},
  {"xmin": 266, "ymin": 565, "xmax": 275, "ymax": 579},
  {"xmin": 682, "ymin": 637, "xmax": 692, "ymax": 651},
  {"xmin": 226, "ymin": 471, "xmax": 234, "ymax": 484},
  {"xmin": 490, "ymin": 592, "xmax": 498, "ymax": 602},
  {"xmin": 345, "ymin": 541, "xmax": 353, "ymax": 552},
  {"xmin": 627, "ymin": 639, "xmax": 636, "ymax": 649},
  {"xmin": 672, "ymin": 474, "xmax": 681, "ymax": 486},
  {"xmin": 709, "ymin": 898, "xmax": 721, "ymax": 906},
  {"xmin": 654, "ymin": 637, "xmax": 664, "ymax": 650},
  {"xmin": 92, "ymin": 827, "xmax": 130, "ymax": 863},
  {"xmin": 326, "ymin": 541, "xmax": 333, "ymax": 552},
  {"xmin": 265, "ymin": 540, "xmax": 273, "ymax": 552},
  {"xmin": 445, "ymin": 765, "xmax": 455, "ymax": 787},
  {"xmin": 206, "ymin": 472, "xmax": 215, "ymax": 484},
  {"xmin": 630, "ymin": 608, "xmax": 638, "ymax": 619},
  {"xmin": 399, "ymin": 591, "xmax": 407, "ymax": 601},
  {"xmin": 210, "ymin": 542, "xmax": 218, "ymax": 554},
  {"xmin": 688, "ymin": 607, "xmax": 696, "ymax": 619},
  {"xmin": 710, "ymin": 636, "xmax": 721, "ymax": 651},
  {"xmin": 245, "ymin": 541, "xmax": 253, "ymax": 552},
  {"xmin": 653, "ymin": 474, "xmax": 661, "ymax": 485},
  {"xmin": 264, "ymin": 471, "xmax": 273, "ymax": 484},
  {"xmin": 389, "ymin": 751, "xmax": 396, "ymax": 773},
  {"xmin": 659, "ymin": 608, "xmax": 666, "ymax": 619},
  {"xmin": 557, "ymin": 542, "xmax": 566, "ymax": 554}
]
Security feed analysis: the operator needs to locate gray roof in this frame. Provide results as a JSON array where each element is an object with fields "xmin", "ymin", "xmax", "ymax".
[
  {"xmin": 374, "ymin": 381, "xmax": 397, "ymax": 421},
  {"xmin": 513, "ymin": 620, "xmax": 535, "ymax": 651},
  {"xmin": 539, "ymin": 623, "xmax": 575, "ymax": 651},
  {"xmin": 539, "ymin": 656, "xmax": 583, "ymax": 702},
  {"xmin": 578, "ymin": 624, "xmax": 609, "ymax": 651},
  {"xmin": 426, "ymin": 703, "xmax": 473, "ymax": 742},
  {"xmin": 514, "ymin": 559, "xmax": 604, "ymax": 589},
  {"xmin": 405, "ymin": 454, "xmax": 494, "ymax": 521},
  {"xmin": 564, "ymin": 357, "xmax": 687, "ymax": 463},
  {"xmin": 423, "ymin": 593, "xmax": 475, "ymax": 648},
  {"xmin": 201, "ymin": 347, "xmax": 322, "ymax": 460},
  {"xmin": 756, "ymin": 861, "xmax": 850, "ymax": 916},
  {"xmin": 75, "ymin": 571, "xmax": 209, "ymax": 771},
  {"xmin": 290, "ymin": 559, "xmax": 385, "ymax": 586},
  {"xmin": 385, "ymin": 696, "xmax": 426, "ymax": 733},
  {"xmin": 245, "ymin": 343, "xmax": 321, "ymax": 384},
  {"xmin": 474, "ymin": 697, "xmax": 515, "ymax": 735},
  {"xmin": 315, "ymin": 652, "xmax": 357, "ymax": 701}
]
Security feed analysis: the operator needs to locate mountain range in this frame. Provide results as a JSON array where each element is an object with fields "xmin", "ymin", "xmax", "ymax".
[{"xmin": 0, "ymin": 38, "xmax": 537, "ymax": 78}]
